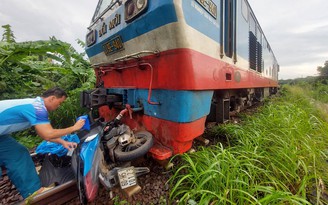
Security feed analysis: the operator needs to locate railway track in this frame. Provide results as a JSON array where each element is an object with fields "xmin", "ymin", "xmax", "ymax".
[
  {"xmin": 0, "ymin": 152, "xmax": 80, "ymax": 205},
  {"xmin": 1, "ymin": 168, "xmax": 79, "ymax": 205},
  {"xmin": 0, "ymin": 155, "xmax": 171, "ymax": 205},
  {"xmin": 21, "ymin": 180, "xmax": 78, "ymax": 205}
]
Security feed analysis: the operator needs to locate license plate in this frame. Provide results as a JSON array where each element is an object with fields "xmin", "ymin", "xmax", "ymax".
[
  {"xmin": 117, "ymin": 167, "xmax": 137, "ymax": 189},
  {"xmin": 103, "ymin": 35, "xmax": 124, "ymax": 56}
]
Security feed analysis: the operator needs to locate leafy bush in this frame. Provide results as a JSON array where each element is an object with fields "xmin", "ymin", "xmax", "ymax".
[{"xmin": 1, "ymin": 30, "xmax": 95, "ymax": 147}]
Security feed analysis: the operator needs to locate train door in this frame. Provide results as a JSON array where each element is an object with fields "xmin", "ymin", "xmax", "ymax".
[
  {"xmin": 224, "ymin": 0, "xmax": 237, "ymax": 63},
  {"xmin": 209, "ymin": 0, "xmax": 237, "ymax": 124}
]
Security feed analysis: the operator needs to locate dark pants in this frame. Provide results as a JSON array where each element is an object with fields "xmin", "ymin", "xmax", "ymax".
[{"xmin": 0, "ymin": 134, "xmax": 41, "ymax": 198}]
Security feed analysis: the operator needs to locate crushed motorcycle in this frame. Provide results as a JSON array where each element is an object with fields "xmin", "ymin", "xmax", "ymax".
[{"xmin": 71, "ymin": 105, "xmax": 154, "ymax": 204}]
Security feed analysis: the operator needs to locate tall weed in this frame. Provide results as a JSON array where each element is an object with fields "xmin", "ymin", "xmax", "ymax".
[{"xmin": 169, "ymin": 85, "xmax": 328, "ymax": 204}]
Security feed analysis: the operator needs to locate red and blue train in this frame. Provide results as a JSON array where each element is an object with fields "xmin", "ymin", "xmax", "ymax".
[{"xmin": 83, "ymin": 0, "xmax": 279, "ymax": 161}]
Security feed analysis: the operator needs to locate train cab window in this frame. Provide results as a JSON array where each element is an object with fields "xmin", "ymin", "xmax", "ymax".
[
  {"xmin": 241, "ymin": 0, "xmax": 248, "ymax": 22},
  {"xmin": 92, "ymin": 0, "xmax": 117, "ymax": 22}
]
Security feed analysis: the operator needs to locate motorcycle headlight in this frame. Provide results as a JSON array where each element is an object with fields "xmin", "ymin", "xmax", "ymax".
[{"xmin": 124, "ymin": 0, "xmax": 148, "ymax": 22}]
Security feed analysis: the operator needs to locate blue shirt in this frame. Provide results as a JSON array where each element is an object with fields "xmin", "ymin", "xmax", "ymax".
[{"xmin": 0, "ymin": 97, "xmax": 50, "ymax": 135}]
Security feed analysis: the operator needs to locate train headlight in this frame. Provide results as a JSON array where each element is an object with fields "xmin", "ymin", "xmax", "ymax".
[
  {"xmin": 136, "ymin": 0, "xmax": 145, "ymax": 10},
  {"xmin": 124, "ymin": 0, "xmax": 148, "ymax": 22}
]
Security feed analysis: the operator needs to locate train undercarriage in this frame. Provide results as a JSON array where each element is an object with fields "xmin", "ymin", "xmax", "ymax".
[{"xmin": 207, "ymin": 87, "xmax": 278, "ymax": 123}]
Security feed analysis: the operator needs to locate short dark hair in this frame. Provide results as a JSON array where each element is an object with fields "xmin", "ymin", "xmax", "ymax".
[{"xmin": 41, "ymin": 87, "xmax": 67, "ymax": 98}]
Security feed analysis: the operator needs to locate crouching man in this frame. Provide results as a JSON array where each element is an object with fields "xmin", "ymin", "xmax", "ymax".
[{"xmin": 0, "ymin": 87, "xmax": 85, "ymax": 199}]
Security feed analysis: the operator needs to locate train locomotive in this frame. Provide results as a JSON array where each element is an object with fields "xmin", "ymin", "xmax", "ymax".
[{"xmin": 83, "ymin": 0, "xmax": 279, "ymax": 161}]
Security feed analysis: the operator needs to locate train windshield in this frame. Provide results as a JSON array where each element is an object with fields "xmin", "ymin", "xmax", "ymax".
[{"xmin": 92, "ymin": 0, "xmax": 119, "ymax": 22}]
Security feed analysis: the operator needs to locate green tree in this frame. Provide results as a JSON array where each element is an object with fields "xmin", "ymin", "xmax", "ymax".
[
  {"xmin": 0, "ymin": 37, "xmax": 94, "ymax": 99},
  {"xmin": 317, "ymin": 60, "xmax": 328, "ymax": 77},
  {"xmin": 0, "ymin": 26, "xmax": 96, "ymax": 130},
  {"xmin": 1, "ymin": 24, "xmax": 16, "ymax": 43}
]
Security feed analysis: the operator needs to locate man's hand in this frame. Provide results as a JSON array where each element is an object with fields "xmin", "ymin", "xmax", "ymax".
[
  {"xmin": 61, "ymin": 140, "xmax": 77, "ymax": 150},
  {"xmin": 46, "ymin": 138, "xmax": 77, "ymax": 150},
  {"xmin": 35, "ymin": 119, "xmax": 85, "ymax": 141},
  {"xmin": 72, "ymin": 119, "xmax": 85, "ymax": 132}
]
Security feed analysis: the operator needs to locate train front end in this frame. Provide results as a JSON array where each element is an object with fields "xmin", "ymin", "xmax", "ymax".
[
  {"xmin": 85, "ymin": 0, "xmax": 212, "ymax": 160},
  {"xmin": 84, "ymin": 0, "xmax": 279, "ymax": 160}
]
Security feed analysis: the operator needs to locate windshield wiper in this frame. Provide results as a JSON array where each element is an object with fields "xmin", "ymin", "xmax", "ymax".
[{"xmin": 89, "ymin": 0, "xmax": 122, "ymax": 29}]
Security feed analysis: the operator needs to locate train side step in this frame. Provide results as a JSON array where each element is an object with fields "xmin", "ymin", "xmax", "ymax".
[{"xmin": 218, "ymin": 98, "xmax": 230, "ymax": 123}]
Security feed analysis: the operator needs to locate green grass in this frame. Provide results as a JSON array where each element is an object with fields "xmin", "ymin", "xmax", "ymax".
[{"xmin": 169, "ymin": 85, "xmax": 328, "ymax": 204}]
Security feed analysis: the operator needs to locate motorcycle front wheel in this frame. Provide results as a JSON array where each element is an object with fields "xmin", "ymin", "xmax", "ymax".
[{"xmin": 114, "ymin": 130, "xmax": 154, "ymax": 162}]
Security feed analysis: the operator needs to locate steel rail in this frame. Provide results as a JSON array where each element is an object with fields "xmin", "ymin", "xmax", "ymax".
[{"xmin": 17, "ymin": 180, "xmax": 78, "ymax": 205}]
